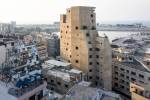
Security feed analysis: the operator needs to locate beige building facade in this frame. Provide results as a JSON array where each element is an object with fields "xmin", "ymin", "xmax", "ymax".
[
  {"xmin": 60, "ymin": 6, "xmax": 112, "ymax": 90},
  {"xmin": 130, "ymin": 82, "xmax": 150, "ymax": 100}
]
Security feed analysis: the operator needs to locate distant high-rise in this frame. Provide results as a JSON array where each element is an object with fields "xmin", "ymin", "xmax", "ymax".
[
  {"xmin": 60, "ymin": 6, "xmax": 112, "ymax": 90},
  {"xmin": 10, "ymin": 21, "xmax": 16, "ymax": 33},
  {"xmin": 0, "ymin": 21, "xmax": 16, "ymax": 35}
]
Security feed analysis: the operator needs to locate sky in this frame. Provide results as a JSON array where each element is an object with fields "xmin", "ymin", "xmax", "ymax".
[{"xmin": 0, "ymin": 0, "xmax": 150, "ymax": 24}]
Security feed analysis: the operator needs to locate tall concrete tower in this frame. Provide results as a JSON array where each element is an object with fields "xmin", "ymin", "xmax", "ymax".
[{"xmin": 60, "ymin": 6, "xmax": 112, "ymax": 90}]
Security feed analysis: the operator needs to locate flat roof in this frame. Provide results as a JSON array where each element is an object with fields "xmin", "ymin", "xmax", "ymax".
[
  {"xmin": 66, "ymin": 82, "xmax": 121, "ymax": 100},
  {"xmin": 0, "ymin": 82, "xmax": 17, "ymax": 100},
  {"xmin": 69, "ymin": 69, "xmax": 82, "ymax": 74},
  {"xmin": 45, "ymin": 60, "xmax": 71, "ymax": 67},
  {"xmin": 47, "ymin": 70, "xmax": 70, "ymax": 82},
  {"xmin": 71, "ymin": 6, "xmax": 95, "ymax": 9},
  {"xmin": 116, "ymin": 58, "xmax": 150, "ymax": 73},
  {"xmin": 145, "ymin": 48, "xmax": 150, "ymax": 54}
]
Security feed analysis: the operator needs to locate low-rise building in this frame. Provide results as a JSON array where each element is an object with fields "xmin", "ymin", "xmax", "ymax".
[
  {"xmin": 43, "ymin": 59, "xmax": 82, "ymax": 94},
  {"xmin": 0, "ymin": 65, "xmax": 47, "ymax": 100}
]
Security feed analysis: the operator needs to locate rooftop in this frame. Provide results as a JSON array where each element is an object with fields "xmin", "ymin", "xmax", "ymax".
[
  {"xmin": 47, "ymin": 70, "xmax": 70, "ymax": 82},
  {"xmin": 44, "ymin": 59, "xmax": 82, "ymax": 83},
  {"xmin": 113, "ymin": 47, "xmax": 134, "ymax": 54},
  {"xmin": 65, "ymin": 81, "xmax": 121, "ymax": 100},
  {"xmin": 69, "ymin": 69, "xmax": 82, "ymax": 74},
  {"xmin": 145, "ymin": 48, "xmax": 150, "ymax": 54},
  {"xmin": 115, "ymin": 58, "xmax": 150, "ymax": 73},
  {"xmin": 45, "ymin": 60, "xmax": 71, "ymax": 67}
]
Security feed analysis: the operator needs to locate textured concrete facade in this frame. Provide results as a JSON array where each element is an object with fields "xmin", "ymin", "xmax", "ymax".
[
  {"xmin": 60, "ymin": 6, "xmax": 112, "ymax": 90},
  {"xmin": 112, "ymin": 48, "xmax": 150, "ymax": 99},
  {"xmin": 36, "ymin": 33, "xmax": 48, "ymax": 60}
]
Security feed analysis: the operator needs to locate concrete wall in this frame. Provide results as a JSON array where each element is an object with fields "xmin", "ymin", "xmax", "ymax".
[
  {"xmin": 60, "ymin": 6, "xmax": 112, "ymax": 90},
  {"xmin": 0, "ymin": 45, "xmax": 6, "ymax": 65}
]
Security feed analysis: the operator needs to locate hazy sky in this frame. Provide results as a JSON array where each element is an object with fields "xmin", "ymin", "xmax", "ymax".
[{"xmin": 0, "ymin": 0, "xmax": 150, "ymax": 24}]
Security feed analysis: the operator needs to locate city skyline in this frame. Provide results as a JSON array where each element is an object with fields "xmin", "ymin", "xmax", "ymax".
[
  {"xmin": 0, "ymin": 4, "xmax": 150, "ymax": 100},
  {"xmin": 0, "ymin": 0, "xmax": 150, "ymax": 24}
]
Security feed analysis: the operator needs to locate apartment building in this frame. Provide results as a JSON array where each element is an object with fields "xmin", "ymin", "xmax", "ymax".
[
  {"xmin": 35, "ymin": 33, "xmax": 48, "ymax": 61},
  {"xmin": 43, "ymin": 59, "xmax": 82, "ymax": 94},
  {"xmin": 60, "ymin": 6, "xmax": 112, "ymax": 90},
  {"xmin": 112, "ymin": 47, "xmax": 150, "ymax": 99},
  {"xmin": 0, "ymin": 21, "xmax": 16, "ymax": 35},
  {"xmin": 35, "ymin": 32, "xmax": 60, "ymax": 58},
  {"xmin": 0, "ymin": 64, "xmax": 47, "ymax": 100},
  {"xmin": 0, "ymin": 38, "xmax": 17, "ymax": 66},
  {"xmin": 47, "ymin": 33, "xmax": 60, "ymax": 57}
]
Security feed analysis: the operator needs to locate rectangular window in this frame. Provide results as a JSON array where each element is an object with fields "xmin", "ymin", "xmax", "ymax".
[
  {"xmin": 97, "ymin": 62, "xmax": 99, "ymax": 65},
  {"xmin": 131, "ymin": 78, "xmax": 136, "ymax": 82},
  {"xmin": 89, "ymin": 48, "xmax": 92, "ymax": 51},
  {"xmin": 120, "ymin": 85, "xmax": 124, "ymax": 89},
  {"xmin": 126, "ymin": 70, "xmax": 129, "ymax": 73},
  {"xmin": 131, "ymin": 71, "xmax": 136, "ymax": 75},
  {"xmin": 89, "ymin": 55, "xmax": 92, "ymax": 58},
  {"xmin": 120, "ymin": 68, "xmax": 125, "ymax": 71},
  {"xmin": 120, "ymin": 73, "xmax": 124, "ymax": 77},
  {"xmin": 148, "ymin": 77, "xmax": 150, "ymax": 81},
  {"xmin": 63, "ymin": 15, "xmax": 66, "ymax": 23},
  {"xmin": 115, "ymin": 72, "xmax": 118, "ymax": 75},
  {"xmin": 114, "ymin": 66, "xmax": 118, "ymax": 69},
  {"xmin": 139, "ymin": 74, "xmax": 144, "ymax": 78},
  {"xmin": 114, "ymin": 83, "xmax": 118, "ymax": 87},
  {"xmin": 115, "ymin": 77, "xmax": 118, "ymax": 80},
  {"xmin": 51, "ymin": 80, "xmax": 54, "ymax": 83},
  {"xmin": 126, "ymin": 76, "xmax": 129, "ymax": 79},
  {"xmin": 89, "ymin": 69, "xmax": 92, "ymax": 72},
  {"xmin": 82, "ymin": 26, "xmax": 87, "ymax": 29},
  {"xmin": 57, "ymin": 82, "xmax": 61, "ymax": 85},
  {"xmin": 89, "ymin": 76, "xmax": 92, "ymax": 79},
  {"xmin": 95, "ymin": 48, "xmax": 100, "ymax": 51},
  {"xmin": 89, "ymin": 62, "xmax": 93, "ymax": 65},
  {"xmin": 96, "ymin": 55, "xmax": 99, "ymax": 58}
]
